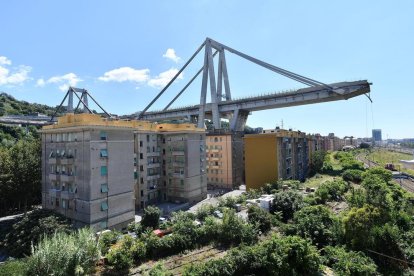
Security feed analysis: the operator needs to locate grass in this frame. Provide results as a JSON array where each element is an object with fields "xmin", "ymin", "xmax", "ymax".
[
  {"xmin": 367, "ymin": 149, "xmax": 414, "ymax": 175},
  {"xmin": 304, "ymin": 174, "xmax": 336, "ymax": 189}
]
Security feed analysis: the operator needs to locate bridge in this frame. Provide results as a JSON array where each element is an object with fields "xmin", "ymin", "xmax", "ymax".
[{"xmin": 137, "ymin": 38, "xmax": 372, "ymax": 131}]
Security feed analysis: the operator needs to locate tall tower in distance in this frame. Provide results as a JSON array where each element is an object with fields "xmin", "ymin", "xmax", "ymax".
[{"xmin": 372, "ymin": 129, "xmax": 382, "ymax": 145}]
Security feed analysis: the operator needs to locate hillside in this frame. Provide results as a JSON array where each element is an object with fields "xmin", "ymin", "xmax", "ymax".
[{"xmin": 0, "ymin": 92, "xmax": 60, "ymax": 117}]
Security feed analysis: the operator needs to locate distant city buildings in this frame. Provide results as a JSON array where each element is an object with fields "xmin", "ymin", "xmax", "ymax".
[
  {"xmin": 41, "ymin": 114, "xmax": 206, "ymax": 231},
  {"xmin": 372, "ymin": 129, "xmax": 382, "ymax": 143}
]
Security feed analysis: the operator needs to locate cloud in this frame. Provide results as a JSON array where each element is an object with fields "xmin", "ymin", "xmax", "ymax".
[
  {"xmin": 0, "ymin": 55, "xmax": 31, "ymax": 86},
  {"xmin": 147, "ymin": 68, "xmax": 183, "ymax": 88},
  {"xmin": 99, "ymin": 67, "xmax": 150, "ymax": 83},
  {"xmin": 163, "ymin": 48, "xmax": 181, "ymax": 63},
  {"xmin": 36, "ymin": 78, "xmax": 45, "ymax": 87},
  {"xmin": 0, "ymin": 56, "xmax": 12, "ymax": 66},
  {"xmin": 37, "ymin": 73, "xmax": 82, "ymax": 91}
]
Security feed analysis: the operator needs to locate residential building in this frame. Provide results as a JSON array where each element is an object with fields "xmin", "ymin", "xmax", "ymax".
[
  {"xmin": 372, "ymin": 129, "xmax": 382, "ymax": 143},
  {"xmin": 41, "ymin": 113, "xmax": 206, "ymax": 231},
  {"xmin": 244, "ymin": 129, "xmax": 310, "ymax": 191},
  {"xmin": 205, "ymin": 131, "xmax": 244, "ymax": 189}
]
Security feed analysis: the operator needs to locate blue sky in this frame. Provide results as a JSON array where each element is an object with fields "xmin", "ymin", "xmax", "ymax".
[{"xmin": 1, "ymin": 1, "xmax": 413, "ymax": 139}]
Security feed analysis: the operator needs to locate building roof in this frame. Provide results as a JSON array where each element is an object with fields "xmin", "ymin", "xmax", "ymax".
[{"xmin": 41, "ymin": 113, "xmax": 205, "ymax": 133}]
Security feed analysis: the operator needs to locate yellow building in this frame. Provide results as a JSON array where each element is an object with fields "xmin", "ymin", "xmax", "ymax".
[{"xmin": 244, "ymin": 129, "xmax": 311, "ymax": 191}]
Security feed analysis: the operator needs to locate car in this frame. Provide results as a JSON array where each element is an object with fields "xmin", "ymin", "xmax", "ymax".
[{"xmin": 159, "ymin": 217, "xmax": 167, "ymax": 223}]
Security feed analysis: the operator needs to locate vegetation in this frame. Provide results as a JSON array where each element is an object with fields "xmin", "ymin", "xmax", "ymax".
[
  {"xmin": 2, "ymin": 209, "xmax": 72, "ymax": 257},
  {"xmin": 0, "ymin": 92, "xmax": 61, "ymax": 117},
  {"xmin": 271, "ymin": 190, "xmax": 304, "ymax": 222},
  {"xmin": 26, "ymin": 228, "xmax": 100, "ymax": 276},
  {"xmin": 141, "ymin": 206, "xmax": 161, "ymax": 229},
  {"xmin": 183, "ymin": 235, "xmax": 321, "ymax": 275}
]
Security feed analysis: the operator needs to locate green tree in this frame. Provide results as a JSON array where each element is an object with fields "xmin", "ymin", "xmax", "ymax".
[
  {"xmin": 271, "ymin": 190, "xmax": 304, "ymax": 222},
  {"xmin": 293, "ymin": 205, "xmax": 339, "ymax": 248},
  {"xmin": 247, "ymin": 205, "xmax": 273, "ymax": 233},
  {"xmin": 2, "ymin": 209, "xmax": 72, "ymax": 257},
  {"xmin": 141, "ymin": 206, "xmax": 161, "ymax": 229},
  {"xmin": 309, "ymin": 150, "xmax": 327, "ymax": 175},
  {"xmin": 323, "ymin": 246, "xmax": 377, "ymax": 275}
]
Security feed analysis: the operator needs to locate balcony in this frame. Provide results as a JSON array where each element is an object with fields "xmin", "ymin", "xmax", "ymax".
[
  {"xmin": 60, "ymin": 173, "xmax": 74, "ymax": 182},
  {"xmin": 146, "ymin": 174, "xmax": 161, "ymax": 181},
  {"xmin": 172, "ymin": 150, "xmax": 184, "ymax": 156},
  {"xmin": 48, "ymin": 158, "xmax": 57, "ymax": 164},
  {"xmin": 147, "ymin": 151, "xmax": 160, "ymax": 157},
  {"xmin": 172, "ymin": 161, "xmax": 185, "ymax": 167},
  {"xmin": 147, "ymin": 162, "xmax": 161, "ymax": 168},
  {"xmin": 172, "ymin": 173, "xmax": 185, "ymax": 178},
  {"xmin": 60, "ymin": 191, "xmax": 75, "ymax": 200},
  {"xmin": 61, "ymin": 157, "xmax": 74, "ymax": 165},
  {"xmin": 49, "ymin": 189, "xmax": 61, "ymax": 198},
  {"xmin": 49, "ymin": 173, "xmax": 58, "ymax": 181}
]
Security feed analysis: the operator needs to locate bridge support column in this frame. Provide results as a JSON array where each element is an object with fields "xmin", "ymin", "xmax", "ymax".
[
  {"xmin": 230, "ymin": 109, "xmax": 249, "ymax": 131},
  {"xmin": 82, "ymin": 92, "xmax": 89, "ymax": 113},
  {"xmin": 67, "ymin": 89, "xmax": 74, "ymax": 112}
]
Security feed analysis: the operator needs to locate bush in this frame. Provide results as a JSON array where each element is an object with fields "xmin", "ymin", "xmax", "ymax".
[
  {"xmin": 247, "ymin": 205, "xmax": 273, "ymax": 233},
  {"xmin": 26, "ymin": 228, "xmax": 100, "ymax": 276},
  {"xmin": 2, "ymin": 209, "xmax": 72, "ymax": 257},
  {"xmin": 195, "ymin": 204, "xmax": 216, "ymax": 221},
  {"xmin": 141, "ymin": 206, "xmax": 161, "ymax": 229},
  {"xmin": 98, "ymin": 230, "xmax": 120, "ymax": 255},
  {"xmin": 106, "ymin": 235, "xmax": 135, "ymax": 271},
  {"xmin": 323, "ymin": 246, "xmax": 377, "ymax": 275},
  {"xmin": 184, "ymin": 235, "xmax": 321, "ymax": 275},
  {"xmin": 342, "ymin": 169, "xmax": 363, "ymax": 183},
  {"xmin": 146, "ymin": 262, "xmax": 172, "ymax": 276},
  {"xmin": 363, "ymin": 167, "xmax": 393, "ymax": 183},
  {"xmin": 217, "ymin": 209, "xmax": 258, "ymax": 246},
  {"xmin": 271, "ymin": 190, "xmax": 304, "ymax": 222},
  {"xmin": 0, "ymin": 260, "xmax": 27, "ymax": 276},
  {"xmin": 315, "ymin": 179, "xmax": 348, "ymax": 203},
  {"xmin": 293, "ymin": 205, "xmax": 340, "ymax": 248}
]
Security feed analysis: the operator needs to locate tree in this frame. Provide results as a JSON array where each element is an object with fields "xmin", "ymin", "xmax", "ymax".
[
  {"xmin": 293, "ymin": 205, "xmax": 339, "ymax": 248},
  {"xmin": 309, "ymin": 150, "xmax": 327, "ymax": 175},
  {"xmin": 247, "ymin": 205, "xmax": 273, "ymax": 233},
  {"xmin": 271, "ymin": 190, "xmax": 304, "ymax": 222},
  {"xmin": 2, "ymin": 209, "xmax": 72, "ymax": 257},
  {"xmin": 314, "ymin": 179, "xmax": 348, "ymax": 204},
  {"xmin": 323, "ymin": 246, "xmax": 377, "ymax": 275},
  {"xmin": 141, "ymin": 206, "xmax": 161, "ymax": 229}
]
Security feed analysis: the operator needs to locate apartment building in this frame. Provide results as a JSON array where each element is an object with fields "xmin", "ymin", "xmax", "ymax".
[
  {"xmin": 205, "ymin": 131, "xmax": 244, "ymax": 189},
  {"xmin": 134, "ymin": 126, "xmax": 207, "ymax": 209},
  {"xmin": 244, "ymin": 129, "xmax": 311, "ymax": 191},
  {"xmin": 41, "ymin": 113, "xmax": 206, "ymax": 231}
]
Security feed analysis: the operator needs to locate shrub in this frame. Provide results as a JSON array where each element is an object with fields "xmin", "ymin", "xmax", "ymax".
[
  {"xmin": 141, "ymin": 206, "xmax": 161, "ymax": 229},
  {"xmin": 217, "ymin": 209, "xmax": 258, "ymax": 246},
  {"xmin": 195, "ymin": 204, "xmax": 216, "ymax": 221},
  {"xmin": 342, "ymin": 169, "xmax": 363, "ymax": 183},
  {"xmin": 98, "ymin": 230, "xmax": 120, "ymax": 255},
  {"xmin": 184, "ymin": 235, "xmax": 321, "ymax": 275},
  {"xmin": 106, "ymin": 235, "xmax": 134, "ymax": 271},
  {"xmin": 323, "ymin": 246, "xmax": 377, "ymax": 275},
  {"xmin": 2, "ymin": 209, "xmax": 72, "ymax": 257},
  {"xmin": 271, "ymin": 190, "xmax": 304, "ymax": 222},
  {"xmin": 315, "ymin": 179, "xmax": 348, "ymax": 203},
  {"xmin": 26, "ymin": 228, "xmax": 100, "ymax": 276},
  {"xmin": 363, "ymin": 167, "xmax": 392, "ymax": 183},
  {"xmin": 293, "ymin": 205, "xmax": 340, "ymax": 248},
  {"xmin": 247, "ymin": 205, "xmax": 273, "ymax": 233},
  {"xmin": 146, "ymin": 262, "xmax": 172, "ymax": 276},
  {"xmin": 0, "ymin": 260, "xmax": 27, "ymax": 276}
]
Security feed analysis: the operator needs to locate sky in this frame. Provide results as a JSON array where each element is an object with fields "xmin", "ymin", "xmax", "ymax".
[{"xmin": 0, "ymin": 1, "xmax": 413, "ymax": 139}]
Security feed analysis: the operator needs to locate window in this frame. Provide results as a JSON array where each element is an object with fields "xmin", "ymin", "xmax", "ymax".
[
  {"xmin": 100, "ymin": 149, "xmax": 108, "ymax": 158},
  {"xmin": 49, "ymin": 150, "xmax": 54, "ymax": 158},
  {"xmin": 140, "ymin": 190, "xmax": 144, "ymax": 196},
  {"xmin": 56, "ymin": 198, "xmax": 60, "ymax": 207},
  {"xmin": 140, "ymin": 153, "xmax": 143, "ymax": 159},
  {"xmin": 101, "ymin": 166, "xmax": 108, "ymax": 176},
  {"xmin": 140, "ymin": 177, "xmax": 144, "ymax": 184},
  {"xmin": 62, "ymin": 199, "xmax": 66, "ymax": 209},
  {"xmin": 101, "ymin": 183, "xmax": 108, "ymax": 193},
  {"xmin": 180, "ymin": 180, "xmax": 184, "ymax": 186},
  {"xmin": 101, "ymin": 201, "xmax": 108, "ymax": 211},
  {"xmin": 100, "ymin": 131, "xmax": 107, "ymax": 140},
  {"xmin": 214, "ymin": 137, "xmax": 218, "ymax": 142},
  {"xmin": 140, "ymin": 140, "xmax": 143, "ymax": 147},
  {"xmin": 146, "ymin": 135, "xmax": 149, "ymax": 142},
  {"xmin": 139, "ymin": 165, "xmax": 143, "ymax": 172},
  {"xmin": 74, "ymin": 133, "xmax": 78, "ymax": 141},
  {"xmin": 134, "ymin": 171, "xmax": 138, "ymax": 179}
]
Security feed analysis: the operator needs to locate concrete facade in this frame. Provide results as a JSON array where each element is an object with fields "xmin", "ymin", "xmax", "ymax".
[
  {"xmin": 205, "ymin": 131, "xmax": 244, "ymax": 189},
  {"xmin": 41, "ymin": 113, "xmax": 206, "ymax": 231}
]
